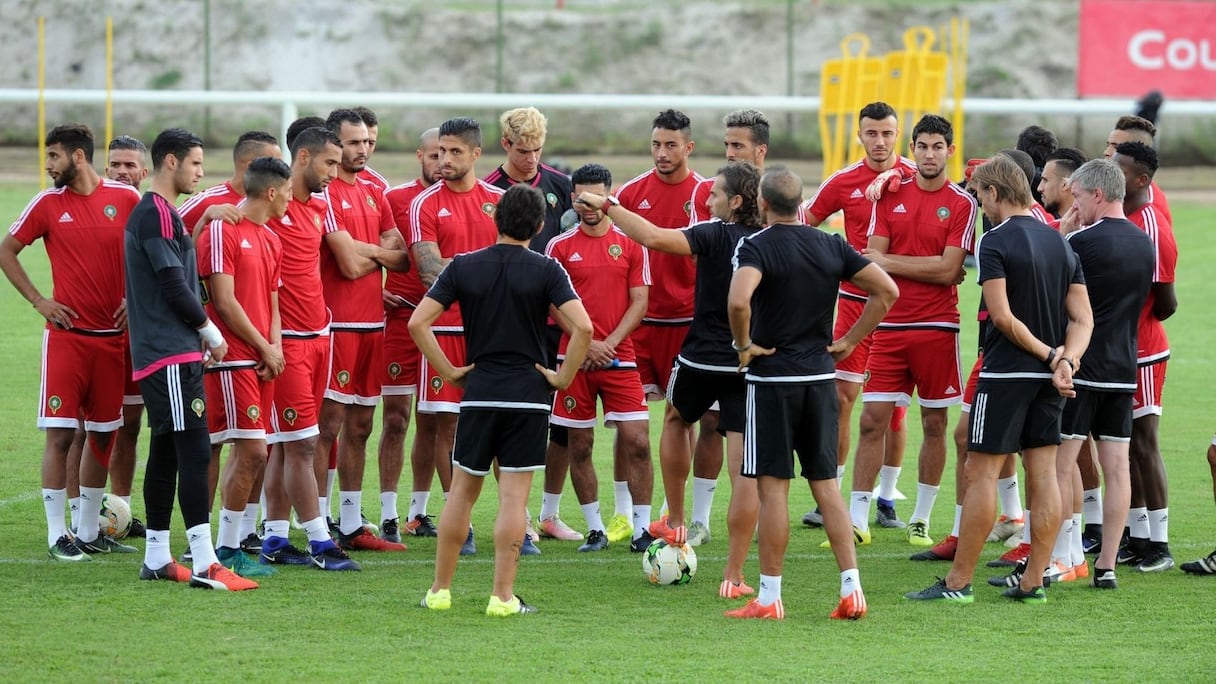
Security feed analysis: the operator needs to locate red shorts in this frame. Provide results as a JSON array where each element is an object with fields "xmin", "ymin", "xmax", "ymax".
[
  {"xmin": 268, "ymin": 334, "xmax": 330, "ymax": 444},
  {"xmin": 122, "ymin": 340, "xmax": 143, "ymax": 406},
  {"xmin": 633, "ymin": 323, "xmax": 689, "ymax": 399},
  {"xmin": 204, "ymin": 366, "xmax": 274, "ymax": 443},
  {"xmin": 833, "ymin": 295, "xmax": 874, "ymax": 383},
  {"xmin": 1132, "ymin": 361, "xmax": 1166, "ymax": 419},
  {"xmin": 961, "ymin": 354, "xmax": 983, "ymax": 412},
  {"xmin": 418, "ymin": 333, "xmax": 465, "ymax": 414},
  {"xmin": 381, "ymin": 316, "xmax": 419, "ymax": 397},
  {"xmin": 863, "ymin": 328, "xmax": 962, "ymax": 408},
  {"xmin": 38, "ymin": 330, "xmax": 124, "ymax": 432},
  {"xmin": 551, "ymin": 365, "xmax": 649, "ymax": 428},
  {"xmin": 325, "ymin": 328, "xmax": 383, "ymax": 406}
]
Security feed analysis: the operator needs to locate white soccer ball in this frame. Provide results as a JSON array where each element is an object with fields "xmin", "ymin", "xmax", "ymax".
[
  {"xmin": 642, "ymin": 539, "xmax": 697, "ymax": 585},
  {"xmin": 99, "ymin": 494, "xmax": 132, "ymax": 539}
]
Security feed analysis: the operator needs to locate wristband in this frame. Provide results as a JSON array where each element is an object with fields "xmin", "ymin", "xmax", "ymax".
[
  {"xmin": 1063, "ymin": 357, "xmax": 1077, "ymax": 371},
  {"xmin": 1044, "ymin": 347, "xmax": 1057, "ymax": 367},
  {"xmin": 198, "ymin": 320, "xmax": 226, "ymax": 347},
  {"xmin": 731, "ymin": 340, "xmax": 751, "ymax": 352}
]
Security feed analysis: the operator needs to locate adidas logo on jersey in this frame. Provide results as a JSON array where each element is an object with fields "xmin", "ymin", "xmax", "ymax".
[
  {"xmin": 437, "ymin": 207, "xmax": 452, "ymax": 217},
  {"xmin": 638, "ymin": 199, "xmax": 652, "ymax": 210},
  {"xmin": 850, "ymin": 189, "xmax": 863, "ymax": 199},
  {"xmin": 240, "ymin": 239, "xmax": 253, "ymax": 249},
  {"xmin": 569, "ymin": 252, "xmax": 583, "ymax": 262},
  {"xmin": 946, "ymin": 385, "xmax": 957, "ymax": 394},
  {"xmin": 281, "ymin": 216, "xmax": 293, "ymax": 226},
  {"xmin": 893, "ymin": 203, "xmax": 908, "ymax": 214},
  {"xmin": 341, "ymin": 200, "xmax": 353, "ymax": 209},
  {"xmin": 58, "ymin": 212, "xmax": 74, "ymax": 223}
]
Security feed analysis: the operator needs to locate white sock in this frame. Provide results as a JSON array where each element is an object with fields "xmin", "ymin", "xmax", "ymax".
[
  {"xmin": 1052, "ymin": 517, "xmax": 1073, "ymax": 564},
  {"xmin": 380, "ymin": 491, "xmax": 398, "ymax": 522},
  {"xmin": 613, "ymin": 481, "xmax": 632, "ymax": 518},
  {"xmin": 849, "ymin": 491, "xmax": 873, "ymax": 532},
  {"xmin": 757, "ymin": 573, "xmax": 782, "ymax": 606},
  {"xmin": 836, "ymin": 465, "xmax": 846, "ymax": 485},
  {"xmin": 632, "ymin": 505, "xmax": 651, "ymax": 539},
  {"xmin": 186, "ymin": 522, "xmax": 220, "ymax": 573},
  {"xmin": 43, "ymin": 488, "xmax": 68, "ymax": 547},
  {"xmin": 408, "ymin": 491, "xmax": 430, "ymax": 520},
  {"xmin": 339, "ymin": 491, "xmax": 363, "ymax": 535},
  {"xmin": 998, "ymin": 476, "xmax": 1023, "ymax": 519},
  {"xmin": 263, "ymin": 519, "xmax": 290, "ymax": 540},
  {"xmin": 326, "ymin": 469, "xmax": 337, "ymax": 514},
  {"xmin": 301, "ymin": 516, "xmax": 331, "ymax": 545},
  {"xmin": 1148, "ymin": 508, "xmax": 1169, "ymax": 543},
  {"xmin": 1021, "ymin": 510, "xmax": 1032, "ymax": 544},
  {"xmin": 68, "ymin": 496, "xmax": 81, "ymax": 533},
  {"xmin": 77, "ymin": 486, "xmax": 105, "ymax": 543},
  {"xmin": 318, "ymin": 496, "xmax": 328, "ymax": 520},
  {"xmin": 840, "ymin": 568, "xmax": 861, "ymax": 598},
  {"xmin": 877, "ymin": 465, "xmax": 902, "ymax": 502},
  {"xmin": 911, "ymin": 482, "xmax": 939, "ymax": 525},
  {"xmin": 659, "ymin": 497, "xmax": 668, "ymax": 517},
  {"xmin": 540, "ymin": 491, "xmax": 562, "ymax": 521},
  {"xmin": 1082, "ymin": 487, "xmax": 1103, "ymax": 525},
  {"xmin": 581, "ymin": 501, "xmax": 605, "ymax": 533},
  {"xmin": 1129, "ymin": 507, "xmax": 1150, "ymax": 538},
  {"xmin": 144, "ymin": 529, "xmax": 172, "ymax": 568},
  {"xmin": 950, "ymin": 504, "xmax": 963, "ymax": 537},
  {"xmin": 259, "ymin": 486, "xmax": 268, "ymax": 523},
  {"xmin": 691, "ymin": 477, "xmax": 716, "ymax": 527},
  {"xmin": 240, "ymin": 503, "xmax": 258, "ymax": 539},
  {"xmin": 120, "ymin": 494, "xmax": 132, "ymax": 507},
  {"xmin": 217, "ymin": 508, "xmax": 244, "ymax": 550},
  {"xmin": 1070, "ymin": 513, "xmax": 1084, "ymax": 566}
]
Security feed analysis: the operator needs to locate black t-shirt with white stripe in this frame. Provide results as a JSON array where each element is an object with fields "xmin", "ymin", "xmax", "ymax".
[
  {"xmin": 976, "ymin": 215, "xmax": 1084, "ymax": 380},
  {"xmin": 732, "ymin": 224, "xmax": 869, "ymax": 382},
  {"xmin": 679, "ymin": 220, "xmax": 760, "ymax": 372}
]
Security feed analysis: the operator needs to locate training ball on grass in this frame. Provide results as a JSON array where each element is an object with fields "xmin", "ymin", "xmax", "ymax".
[
  {"xmin": 99, "ymin": 494, "xmax": 132, "ymax": 539},
  {"xmin": 642, "ymin": 540, "xmax": 697, "ymax": 585}
]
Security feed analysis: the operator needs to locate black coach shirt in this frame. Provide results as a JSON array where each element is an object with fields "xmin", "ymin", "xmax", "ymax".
[
  {"xmin": 426, "ymin": 243, "xmax": 579, "ymax": 411},
  {"xmin": 1064, "ymin": 218, "xmax": 1154, "ymax": 392},
  {"xmin": 733, "ymin": 224, "xmax": 870, "ymax": 382},
  {"xmin": 976, "ymin": 215, "xmax": 1084, "ymax": 380},
  {"xmin": 485, "ymin": 165, "xmax": 574, "ymax": 253},
  {"xmin": 679, "ymin": 220, "xmax": 761, "ymax": 372}
]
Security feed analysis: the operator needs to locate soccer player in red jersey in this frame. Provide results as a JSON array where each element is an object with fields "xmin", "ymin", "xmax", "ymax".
[
  {"xmin": 1112, "ymin": 142, "xmax": 1178, "ymax": 572},
  {"xmin": 613, "ymin": 109, "xmax": 703, "ymax": 543},
  {"xmin": 1, "ymin": 123, "xmax": 141, "ymax": 560},
  {"xmin": 851, "ymin": 114, "xmax": 976, "ymax": 548},
  {"xmin": 180, "ymin": 131, "xmax": 281, "ymax": 239},
  {"xmin": 803, "ymin": 102, "xmax": 917, "ymax": 531},
  {"xmin": 409, "ymin": 117, "xmax": 505, "ymax": 555},
  {"xmin": 382, "ymin": 128, "xmax": 443, "ymax": 539},
  {"xmin": 1103, "ymin": 116, "xmax": 1171, "ymax": 224},
  {"xmin": 547, "ymin": 163, "xmax": 651, "ymax": 552},
  {"xmin": 354, "ymin": 106, "xmax": 390, "ymax": 192},
  {"xmin": 319, "ymin": 108, "xmax": 409, "ymax": 552},
  {"xmin": 196, "ymin": 157, "xmax": 291, "ymax": 578}
]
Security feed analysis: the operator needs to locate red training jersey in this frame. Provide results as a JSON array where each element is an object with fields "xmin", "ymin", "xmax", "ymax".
[
  {"xmin": 383, "ymin": 179, "xmax": 432, "ymax": 317},
  {"xmin": 321, "ymin": 176, "xmax": 395, "ymax": 327},
  {"xmin": 615, "ymin": 169, "xmax": 702, "ymax": 323},
  {"xmin": 8, "ymin": 180, "xmax": 140, "ymax": 332},
  {"xmin": 197, "ymin": 216, "xmax": 282, "ymax": 364},
  {"xmin": 358, "ymin": 167, "xmax": 390, "ymax": 193},
  {"xmin": 1147, "ymin": 180, "xmax": 1172, "ymax": 226},
  {"xmin": 545, "ymin": 226, "xmax": 651, "ymax": 363},
  {"xmin": 1126, "ymin": 203, "xmax": 1176, "ymax": 365},
  {"xmin": 408, "ymin": 179, "xmax": 503, "ymax": 330},
  {"xmin": 867, "ymin": 177, "xmax": 977, "ymax": 328},
  {"xmin": 179, "ymin": 182, "xmax": 242, "ymax": 233},
  {"xmin": 267, "ymin": 193, "xmax": 332, "ymax": 336}
]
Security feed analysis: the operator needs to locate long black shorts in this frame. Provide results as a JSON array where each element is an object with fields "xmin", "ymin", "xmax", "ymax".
[
  {"xmin": 453, "ymin": 409, "xmax": 549, "ymax": 476},
  {"xmin": 1061, "ymin": 388, "xmax": 1133, "ymax": 442},
  {"xmin": 138, "ymin": 362, "xmax": 208, "ymax": 435},
  {"xmin": 742, "ymin": 381, "xmax": 838, "ymax": 481},
  {"xmin": 667, "ymin": 361, "xmax": 745, "ymax": 434},
  {"xmin": 968, "ymin": 380, "xmax": 1064, "ymax": 454}
]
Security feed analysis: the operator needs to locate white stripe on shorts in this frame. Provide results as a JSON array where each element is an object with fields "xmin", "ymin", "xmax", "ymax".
[{"xmin": 971, "ymin": 391, "xmax": 987, "ymax": 446}]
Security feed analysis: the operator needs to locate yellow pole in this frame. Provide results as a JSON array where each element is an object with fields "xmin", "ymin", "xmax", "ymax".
[
  {"xmin": 37, "ymin": 16, "xmax": 46, "ymax": 190},
  {"xmin": 105, "ymin": 16, "xmax": 113, "ymax": 147}
]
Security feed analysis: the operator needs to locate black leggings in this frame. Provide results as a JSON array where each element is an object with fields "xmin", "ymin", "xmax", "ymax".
[{"xmin": 143, "ymin": 428, "xmax": 212, "ymax": 531}]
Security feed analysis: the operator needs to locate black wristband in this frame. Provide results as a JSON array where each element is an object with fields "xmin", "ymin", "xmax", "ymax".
[{"xmin": 1044, "ymin": 347, "xmax": 1057, "ymax": 367}]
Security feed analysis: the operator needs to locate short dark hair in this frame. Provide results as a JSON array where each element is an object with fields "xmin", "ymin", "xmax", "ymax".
[
  {"xmin": 858, "ymin": 101, "xmax": 897, "ymax": 125},
  {"xmin": 723, "ymin": 109, "xmax": 769, "ymax": 147},
  {"xmin": 352, "ymin": 106, "xmax": 378, "ymax": 128},
  {"xmin": 570, "ymin": 163, "xmax": 612, "ymax": 189},
  {"xmin": 150, "ymin": 128, "xmax": 204, "ymax": 170},
  {"xmin": 653, "ymin": 109, "xmax": 691, "ymax": 136},
  {"xmin": 1015, "ymin": 125, "xmax": 1057, "ymax": 168},
  {"xmin": 107, "ymin": 135, "xmax": 146, "ymax": 155},
  {"xmin": 911, "ymin": 114, "xmax": 953, "ymax": 146},
  {"xmin": 996, "ymin": 148, "xmax": 1036, "ymax": 186},
  {"xmin": 326, "ymin": 108, "xmax": 366, "ymax": 134},
  {"xmin": 286, "ymin": 116, "xmax": 327, "ymax": 150},
  {"xmin": 1114, "ymin": 141, "xmax": 1159, "ymax": 179},
  {"xmin": 1046, "ymin": 147, "xmax": 1087, "ymax": 176},
  {"xmin": 439, "ymin": 117, "xmax": 482, "ymax": 148},
  {"xmin": 495, "ymin": 184, "xmax": 545, "ymax": 241},
  {"xmin": 244, "ymin": 156, "xmax": 292, "ymax": 198},
  {"xmin": 289, "ymin": 126, "xmax": 341, "ymax": 158},
  {"xmin": 46, "ymin": 124, "xmax": 94, "ymax": 163},
  {"xmin": 716, "ymin": 161, "xmax": 762, "ymax": 227},
  {"xmin": 1115, "ymin": 115, "xmax": 1157, "ymax": 138},
  {"xmin": 233, "ymin": 130, "xmax": 278, "ymax": 164},
  {"xmin": 759, "ymin": 165, "xmax": 803, "ymax": 216}
]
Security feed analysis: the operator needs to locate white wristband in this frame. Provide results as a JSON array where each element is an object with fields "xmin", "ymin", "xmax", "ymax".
[{"xmin": 198, "ymin": 320, "xmax": 225, "ymax": 347}]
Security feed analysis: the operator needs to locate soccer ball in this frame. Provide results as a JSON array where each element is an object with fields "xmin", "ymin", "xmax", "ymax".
[
  {"xmin": 642, "ymin": 539, "xmax": 697, "ymax": 585},
  {"xmin": 99, "ymin": 494, "xmax": 132, "ymax": 539}
]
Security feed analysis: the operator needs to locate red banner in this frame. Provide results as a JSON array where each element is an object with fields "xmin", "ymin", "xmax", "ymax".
[{"xmin": 1078, "ymin": 0, "xmax": 1216, "ymax": 99}]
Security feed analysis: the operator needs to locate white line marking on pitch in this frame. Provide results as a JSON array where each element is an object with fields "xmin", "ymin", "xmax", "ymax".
[{"xmin": 0, "ymin": 492, "xmax": 37, "ymax": 509}]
